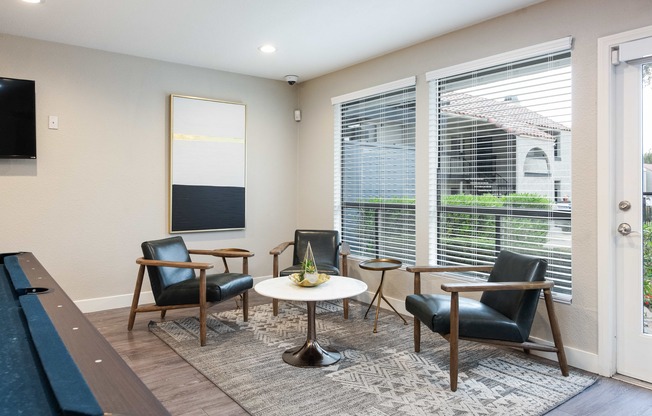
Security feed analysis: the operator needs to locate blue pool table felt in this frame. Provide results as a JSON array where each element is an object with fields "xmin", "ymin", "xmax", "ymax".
[{"xmin": 0, "ymin": 255, "xmax": 102, "ymax": 416}]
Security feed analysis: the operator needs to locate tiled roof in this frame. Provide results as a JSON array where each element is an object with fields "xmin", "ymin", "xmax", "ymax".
[{"xmin": 441, "ymin": 92, "xmax": 570, "ymax": 139}]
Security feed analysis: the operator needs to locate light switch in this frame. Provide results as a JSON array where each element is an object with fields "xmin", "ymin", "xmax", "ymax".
[{"xmin": 48, "ymin": 115, "xmax": 59, "ymax": 130}]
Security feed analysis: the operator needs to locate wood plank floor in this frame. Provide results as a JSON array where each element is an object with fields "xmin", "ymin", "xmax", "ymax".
[{"xmin": 86, "ymin": 292, "xmax": 652, "ymax": 416}]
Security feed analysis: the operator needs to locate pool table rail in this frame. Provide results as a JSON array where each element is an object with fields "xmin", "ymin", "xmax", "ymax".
[{"xmin": 3, "ymin": 252, "xmax": 170, "ymax": 416}]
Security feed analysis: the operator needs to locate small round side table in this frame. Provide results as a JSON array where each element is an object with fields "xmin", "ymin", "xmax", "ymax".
[
  {"xmin": 254, "ymin": 275, "xmax": 367, "ymax": 367},
  {"xmin": 359, "ymin": 258, "xmax": 408, "ymax": 333}
]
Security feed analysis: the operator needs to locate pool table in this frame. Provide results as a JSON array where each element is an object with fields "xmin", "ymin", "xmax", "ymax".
[{"xmin": 1, "ymin": 252, "xmax": 170, "ymax": 416}]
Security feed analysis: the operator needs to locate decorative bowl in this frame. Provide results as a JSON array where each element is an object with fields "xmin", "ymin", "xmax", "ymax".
[{"xmin": 288, "ymin": 273, "xmax": 330, "ymax": 287}]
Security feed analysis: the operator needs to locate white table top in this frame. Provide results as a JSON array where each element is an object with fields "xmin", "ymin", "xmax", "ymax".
[{"xmin": 254, "ymin": 275, "xmax": 367, "ymax": 302}]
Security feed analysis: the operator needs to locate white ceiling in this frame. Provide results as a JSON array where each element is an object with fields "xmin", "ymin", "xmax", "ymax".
[{"xmin": 1, "ymin": 0, "xmax": 545, "ymax": 82}]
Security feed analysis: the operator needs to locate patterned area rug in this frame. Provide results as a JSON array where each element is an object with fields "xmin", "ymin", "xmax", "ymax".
[{"xmin": 149, "ymin": 301, "xmax": 596, "ymax": 416}]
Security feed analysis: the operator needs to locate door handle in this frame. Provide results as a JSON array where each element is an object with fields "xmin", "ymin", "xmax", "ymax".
[{"xmin": 618, "ymin": 223, "xmax": 632, "ymax": 235}]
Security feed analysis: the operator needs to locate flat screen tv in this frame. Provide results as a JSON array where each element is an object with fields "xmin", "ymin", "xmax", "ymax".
[{"xmin": 0, "ymin": 77, "xmax": 36, "ymax": 159}]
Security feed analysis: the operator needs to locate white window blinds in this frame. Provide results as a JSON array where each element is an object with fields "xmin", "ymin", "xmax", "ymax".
[
  {"xmin": 428, "ymin": 39, "xmax": 573, "ymax": 300},
  {"xmin": 333, "ymin": 79, "xmax": 416, "ymax": 265}
]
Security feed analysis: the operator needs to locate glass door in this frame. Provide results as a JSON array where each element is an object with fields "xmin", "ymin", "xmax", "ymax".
[
  {"xmin": 615, "ymin": 41, "xmax": 652, "ymax": 383},
  {"xmin": 644, "ymin": 62, "xmax": 652, "ymax": 337}
]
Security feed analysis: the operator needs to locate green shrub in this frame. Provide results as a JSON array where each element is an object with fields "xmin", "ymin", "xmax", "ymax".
[
  {"xmin": 441, "ymin": 192, "xmax": 550, "ymax": 248},
  {"xmin": 442, "ymin": 194, "xmax": 503, "ymax": 207},
  {"xmin": 644, "ymin": 222, "xmax": 652, "ymax": 310},
  {"xmin": 501, "ymin": 192, "xmax": 551, "ymax": 209},
  {"xmin": 502, "ymin": 193, "xmax": 550, "ymax": 247},
  {"xmin": 441, "ymin": 194, "xmax": 502, "ymax": 240}
]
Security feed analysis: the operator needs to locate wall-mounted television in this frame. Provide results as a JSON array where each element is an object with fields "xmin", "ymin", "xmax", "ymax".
[{"xmin": 0, "ymin": 77, "xmax": 36, "ymax": 159}]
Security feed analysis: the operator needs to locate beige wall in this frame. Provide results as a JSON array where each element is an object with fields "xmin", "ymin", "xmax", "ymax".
[
  {"xmin": 0, "ymin": 35, "xmax": 299, "ymax": 306},
  {"xmin": 296, "ymin": 0, "xmax": 652, "ymax": 369}
]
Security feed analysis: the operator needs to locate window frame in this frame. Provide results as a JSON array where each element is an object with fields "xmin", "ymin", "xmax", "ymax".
[
  {"xmin": 427, "ymin": 38, "xmax": 573, "ymax": 301},
  {"xmin": 332, "ymin": 77, "xmax": 417, "ymax": 265}
]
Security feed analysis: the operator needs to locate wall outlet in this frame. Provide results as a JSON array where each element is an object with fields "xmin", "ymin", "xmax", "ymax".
[{"xmin": 48, "ymin": 115, "xmax": 59, "ymax": 130}]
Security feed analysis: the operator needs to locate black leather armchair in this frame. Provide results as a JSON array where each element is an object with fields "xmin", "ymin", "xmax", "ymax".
[
  {"xmin": 270, "ymin": 230, "xmax": 350, "ymax": 317},
  {"xmin": 127, "ymin": 236, "xmax": 254, "ymax": 346},
  {"xmin": 405, "ymin": 250, "xmax": 568, "ymax": 391}
]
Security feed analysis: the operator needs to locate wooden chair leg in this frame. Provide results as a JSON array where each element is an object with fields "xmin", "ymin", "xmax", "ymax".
[
  {"xmin": 272, "ymin": 257, "xmax": 279, "ymax": 316},
  {"xmin": 243, "ymin": 290, "xmax": 249, "ymax": 322},
  {"xmin": 199, "ymin": 270, "xmax": 207, "ymax": 346},
  {"xmin": 127, "ymin": 265, "xmax": 146, "ymax": 331},
  {"xmin": 160, "ymin": 310, "xmax": 166, "ymax": 319},
  {"xmin": 414, "ymin": 316, "xmax": 421, "ymax": 352},
  {"xmin": 342, "ymin": 255, "xmax": 349, "ymax": 319},
  {"xmin": 449, "ymin": 292, "xmax": 460, "ymax": 392},
  {"xmin": 543, "ymin": 288, "xmax": 569, "ymax": 376},
  {"xmin": 413, "ymin": 271, "xmax": 421, "ymax": 353}
]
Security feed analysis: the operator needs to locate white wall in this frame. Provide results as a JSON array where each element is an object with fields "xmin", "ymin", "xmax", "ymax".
[
  {"xmin": 295, "ymin": 0, "xmax": 652, "ymax": 372},
  {"xmin": 0, "ymin": 35, "xmax": 299, "ymax": 309}
]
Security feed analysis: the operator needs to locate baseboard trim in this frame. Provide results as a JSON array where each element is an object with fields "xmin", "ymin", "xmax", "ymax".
[
  {"xmin": 527, "ymin": 336, "xmax": 599, "ymax": 374},
  {"xmin": 75, "ymin": 292, "xmax": 154, "ymax": 313},
  {"xmin": 613, "ymin": 374, "xmax": 652, "ymax": 390},
  {"xmin": 76, "ymin": 276, "xmax": 272, "ymax": 313}
]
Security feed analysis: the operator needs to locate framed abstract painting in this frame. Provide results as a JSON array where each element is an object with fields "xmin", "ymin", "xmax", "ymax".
[{"xmin": 169, "ymin": 95, "xmax": 246, "ymax": 233}]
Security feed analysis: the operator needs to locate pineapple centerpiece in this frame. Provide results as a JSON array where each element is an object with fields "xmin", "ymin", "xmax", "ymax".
[{"xmin": 289, "ymin": 242, "xmax": 330, "ymax": 287}]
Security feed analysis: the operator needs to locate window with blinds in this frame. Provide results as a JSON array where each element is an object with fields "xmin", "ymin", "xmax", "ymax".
[
  {"xmin": 427, "ymin": 38, "xmax": 573, "ymax": 300},
  {"xmin": 333, "ymin": 79, "xmax": 416, "ymax": 265}
]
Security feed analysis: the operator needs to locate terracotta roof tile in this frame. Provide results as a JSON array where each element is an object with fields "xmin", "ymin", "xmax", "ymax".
[{"xmin": 441, "ymin": 92, "xmax": 570, "ymax": 139}]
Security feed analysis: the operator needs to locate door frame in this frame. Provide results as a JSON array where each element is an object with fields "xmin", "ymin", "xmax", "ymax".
[{"xmin": 597, "ymin": 24, "xmax": 652, "ymax": 378}]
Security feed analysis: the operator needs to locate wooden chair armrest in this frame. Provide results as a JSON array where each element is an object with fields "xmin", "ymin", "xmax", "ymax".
[
  {"xmin": 441, "ymin": 280, "xmax": 554, "ymax": 293},
  {"xmin": 188, "ymin": 248, "xmax": 253, "ymax": 274},
  {"xmin": 406, "ymin": 265, "xmax": 494, "ymax": 273},
  {"xmin": 189, "ymin": 248, "xmax": 255, "ymax": 258},
  {"xmin": 136, "ymin": 257, "xmax": 214, "ymax": 270},
  {"xmin": 340, "ymin": 242, "xmax": 350, "ymax": 256},
  {"xmin": 269, "ymin": 241, "xmax": 293, "ymax": 256}
]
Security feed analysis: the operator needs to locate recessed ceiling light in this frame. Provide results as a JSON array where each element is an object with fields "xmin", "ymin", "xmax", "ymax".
[
  {"xmin": 22, "ymin": 0, "xmax": 44, "ymax": 3},
  {"xmin": 258, "ymin": 44, "xmax": 276, "ymax": 54}
]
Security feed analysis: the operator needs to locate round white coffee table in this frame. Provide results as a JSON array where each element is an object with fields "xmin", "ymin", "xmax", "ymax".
[{"xmin": 254, "ymin": 275, "xmax": 367, "ymax": 367}]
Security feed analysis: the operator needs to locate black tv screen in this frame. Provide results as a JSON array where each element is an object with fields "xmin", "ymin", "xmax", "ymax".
[{"xmin": 0, "ymin": 77, "xmax": 36, "ymax": 159}]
